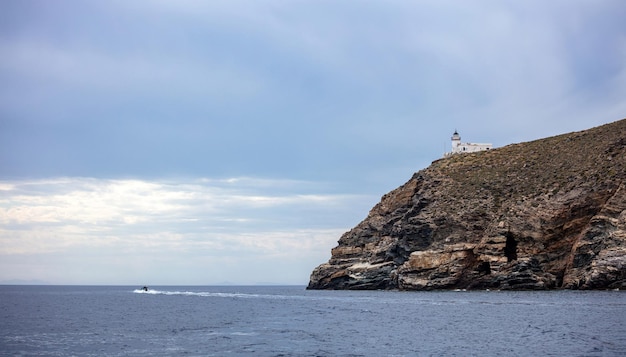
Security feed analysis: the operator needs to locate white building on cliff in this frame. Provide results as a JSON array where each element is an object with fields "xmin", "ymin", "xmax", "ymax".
[{"xmin": 445, "ymin": 130, "xmax": 492, "ymax": 157}]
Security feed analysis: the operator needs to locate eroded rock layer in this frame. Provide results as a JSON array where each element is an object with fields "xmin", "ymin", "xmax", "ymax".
[{"xmin": 308, "ymin": 119, "xmax": 626, "ymax": 290}]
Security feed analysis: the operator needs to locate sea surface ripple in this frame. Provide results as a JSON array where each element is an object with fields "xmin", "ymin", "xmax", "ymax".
[{"xmin": 1, "ymin": 286, "xmax": 625, "ymax": 356}]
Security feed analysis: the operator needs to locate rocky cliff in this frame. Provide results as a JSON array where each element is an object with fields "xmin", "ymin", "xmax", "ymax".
[{"xmin": 308, "ymin": 119, "xmax": 626, "ymax": 290}]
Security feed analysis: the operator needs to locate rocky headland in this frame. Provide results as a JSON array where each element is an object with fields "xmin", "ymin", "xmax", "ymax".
[{"xmin": 308, "ymin": 119, "xmax": 626, "ymax": 290}]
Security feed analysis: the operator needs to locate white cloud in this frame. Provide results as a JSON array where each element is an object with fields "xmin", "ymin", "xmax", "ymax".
[{"xmin": 0, "ymin": 177, "xmax": 372, "ymax": 284}]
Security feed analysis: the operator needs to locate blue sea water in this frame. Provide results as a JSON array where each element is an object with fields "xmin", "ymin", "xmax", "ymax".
[{"xmin": 1, "ymin": 286, "xmax": 625, "ymax": 356}]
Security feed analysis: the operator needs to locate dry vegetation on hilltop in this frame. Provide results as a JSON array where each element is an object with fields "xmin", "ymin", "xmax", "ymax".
[{"xmin": 433, "ymin": 119, "xmax": 625, "ymax": 201}]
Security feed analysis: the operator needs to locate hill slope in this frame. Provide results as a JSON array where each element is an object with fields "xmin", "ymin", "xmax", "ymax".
[{"xmin": 308, "ymin": 119, "xmax": 626, "ymax": 290}]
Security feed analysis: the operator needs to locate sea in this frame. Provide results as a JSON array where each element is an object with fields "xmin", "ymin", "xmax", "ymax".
[{"xmin": 1, "ymin": 286, "xmax": 624, "ymax": 356}]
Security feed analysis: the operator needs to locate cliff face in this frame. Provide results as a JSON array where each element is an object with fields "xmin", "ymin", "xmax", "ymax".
[{"xmin": 308, "ymin": 119, "xmax": 626, "ymax": 290}]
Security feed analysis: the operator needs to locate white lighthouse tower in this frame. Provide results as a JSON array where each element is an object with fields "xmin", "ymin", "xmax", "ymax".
[
  {"xmin": 445, "ymin": 130, "xmax": 492, "ymax": 156},
  {"xmin": 451, "ymin": 130, "xmax": 461, "ymax": 151}
]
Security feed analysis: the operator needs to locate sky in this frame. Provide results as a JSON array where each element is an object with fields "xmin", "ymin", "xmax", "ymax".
[{"xmin": 1, "ymin": 1, "xmax": 625, "ymax": 285}]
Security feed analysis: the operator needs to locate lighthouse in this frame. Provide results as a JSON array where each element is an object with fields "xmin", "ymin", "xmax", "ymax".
[
  {"xmin": 451, "ymin": 130, "xmax": 461, "ymax": 151},
  {"xmin": 445, "ymin": 130, "xmax": 492, "ymax": 156}
]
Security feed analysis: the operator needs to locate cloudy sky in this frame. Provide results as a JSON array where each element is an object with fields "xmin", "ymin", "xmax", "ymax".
[{"xmin": 1, "ymin": 1, "xmax": 625, "ymax": 285}]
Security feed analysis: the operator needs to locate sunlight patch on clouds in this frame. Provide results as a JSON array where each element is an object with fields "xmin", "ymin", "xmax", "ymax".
[
  {"xmin": 0, "ymin": 176, "xmax": 350, "ymax": 284},
  {"xmin": 227, "ymin": 193, "xmax": 345, "ymax": 208},
  {"xmin": 0, "ymin": 177, "xmax": 366, "ymax": 258},
  {"xmin": 1, "ymin": 179, "xmax": 187, "ymax": 225}
]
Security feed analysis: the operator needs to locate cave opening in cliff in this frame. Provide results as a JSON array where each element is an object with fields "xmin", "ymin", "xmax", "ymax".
[
  {"xmin": 504, "ymin": 232, "xmax": 518, "ymax": 262},
  {"xmin": 477, "ymin": 261, "xmax": 491, "ymax": 275}
]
